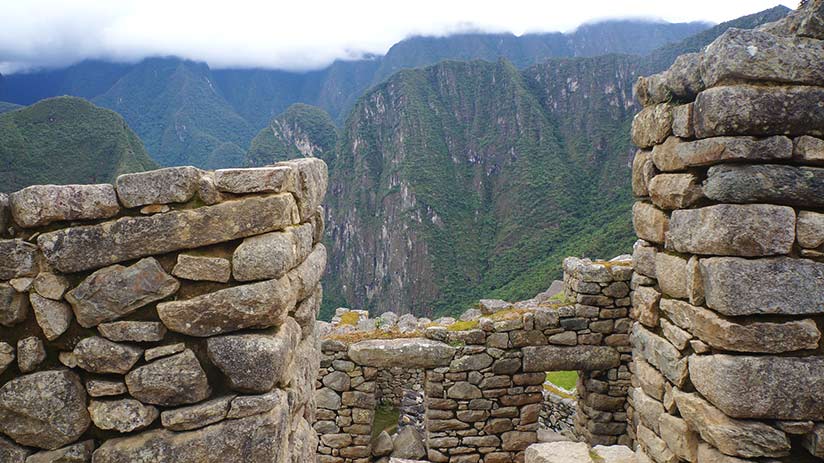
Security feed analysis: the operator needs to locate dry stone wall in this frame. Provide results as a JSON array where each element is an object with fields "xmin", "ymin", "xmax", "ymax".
[
  {"xmin": 629, "ymin": 2, "xmax": 824, "ymax": 462},
  {"xmin": 0, "ymin": 159, "xmax": 327, "ymax": 462}
]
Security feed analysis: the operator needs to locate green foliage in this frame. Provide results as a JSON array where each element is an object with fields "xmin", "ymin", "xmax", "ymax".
[
  {"xmin": 372, "ymin": 406, "xmax": 399, "ymax": 438},
  {"xmin": 246, "ymin": 103, "xmax": 338, "ymax": 166},
  {"xmin": 0, "ymin": 96, "xmax": 156, "ymax": 193},
  {"xmin": 546, "ymin": 371, "xmax": 579, "ymax": 391}
]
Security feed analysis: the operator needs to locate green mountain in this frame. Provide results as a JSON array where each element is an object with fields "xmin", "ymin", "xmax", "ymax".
[
  {"xmin": 0, "ymin": 102, "xmax": 21, "ymax": 114},
  {"xmin": 0, "ymin": 96, "xmax": 156, "ymax": 192},
  {"xmin": 246, "ymin": 103, "xmax": 338, "ymax": 166}
]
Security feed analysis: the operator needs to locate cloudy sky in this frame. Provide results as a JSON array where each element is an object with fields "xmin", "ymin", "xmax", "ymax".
[{"xmin": 0, "ymin": 0, "xmax": 796, "ymax": 74}]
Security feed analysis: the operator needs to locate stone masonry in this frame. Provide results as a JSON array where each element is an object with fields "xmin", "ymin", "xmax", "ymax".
[
  {"xmin": 630, "ymin": 2, "xmax": 824, "ymax": 461},
  {"xmin": 0, "ymin": 159, "xmax": 328, "ymax": 462}
]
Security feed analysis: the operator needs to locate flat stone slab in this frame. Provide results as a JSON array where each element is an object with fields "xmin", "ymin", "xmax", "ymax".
[
  {"xmin": 172, "ymin": 255, "xmax": 231, "ymax": 283},
  {"xmin": 88, "ymin": 399, "xmax": 159, "ymax": 433},
  {"xmin": 98, "ymin": 321, "xmax": 167, "ymax": 342},
  {"xmin": 26, "ymin": 440, "xmax": 94, "ymax": 463},
  {"xmin": 72, "ymin": 336, "xmax": 143, "ymax": 374},
  {"xmin": 160, "ymin": 396, "xmax": 234, "ymax": 431},
  {"xmin": 125, "ymin": 350, "xmax": 211, "ymax": 406},
  {"xmin": 38, "ymin": 194, "xmax": 299, "ymax": 273},
  {"xmin": 522, "ymin": 345, "xmax": 620, "ymax": 372},
  {"xmin": 704, "ymin": 164, "xmax": 824, "ymax": 208},
  {"xmin": 690, "ymin": 354, "xmax": 824, "ymax": 420},
  {"xmin": 631, "ymin": 325, "xmax": 688, "ymax": 387},
  {"xmin": 115, "ymin": 166, "xmax": 202, "ymax": 208},
  {"xmin": 9, "ymin": 184, "xmax": 119, "ymax": 228},
  {"xmin": 348, "ymin": 338, "xmax": 455, "ymax": 369},
  {"xmin": 653, "ymin": 135, "xmax": 792, "ymax": 171},
  {"xmin": 214, "ymin": 166, "xmax": 293, "ymax": 194},
  {"xmin": 700, "ymin": 257, "xmax": 824, "ymax": 316}
]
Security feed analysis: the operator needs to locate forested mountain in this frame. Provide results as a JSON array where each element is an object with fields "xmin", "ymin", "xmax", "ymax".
[
  {"xmin": 0, "ymin": 102, "xmax": 21, "ymax": 114},
  {"xmin": 0, "ymin": 97, "xmax": 156, "ymax": 192}
]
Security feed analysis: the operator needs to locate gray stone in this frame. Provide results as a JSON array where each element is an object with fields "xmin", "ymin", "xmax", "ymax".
[
  {"xmin": 348, "ymin": 338, "xmax": 455, "ymax": 369},
  {"xmin": 172, "ymin": 254, "xmax": 231, "ymax": 283},
  {"xmin": 322, "ymin": 371, "xmax": 351, "ymax": 392},
  {"xmin": 667, "ymin": 204, "xmax": 795, "ymax": 257},
  {"xmin": 446, "ymin": 382, "xmax": 482, "ymax": 399},
  {"xmin": 372, "ymin": 431, "xmax": 394, "ymax": 457},
  {"xmin": 659, "ymin": 414, "xmax": 698, "ymax": 463},
  {"xmin": 0, "ymin": 435, "xmax": 29, "ymax": 463},
  {"xmin": 648, "ymin": 173, "xmax": 703, "ymax": 210},
  {"xmin": 690, "ymin": 354, "xmax": 824, "ymax": 420},
  {"xmin": 125, "ymin": 350, "xmax": 211, "ymax": 406},
  {"xmin": 450, "ymin": 353, "xmax": 493, "ymax": 372},
  {"xmin": 85, "ymin": 379, "xmax": 127, "ymax": 398},
  {"xmin": 672, "ymin": 103, "xmax": 694, "ymax": 139},
  {"xmin": 38, "ymin": 193, "xmax": 299, "ymax": 273},
  {"xmin": 98, "ymin": 321, "xmax": 167, "ymax": 342},
  {"xmin": 157, "ymin": 276, "xmax": 295, "ymax": 337},
  {"xmin": 226, "ymin": 390, "xmax": 285, "ymax": 419},
  {"xmin": 655, "ymin": 135, "xmax": 792, "ymax": 171},
  {"xmin": 0, "ymin": 342, "xmax": 15, "ymax": 376},
  {"xmin": 631, "ymin": 285, "xmax": 660, "ymax": 328},
  {"xmin": 214, "ymin": 166, "xmax": 294, "ymax": 194},
  {"xmin": 637, "ymin": 424, "xmax": 675, "ymax": 463},
  {"xmin": 631, "ymin": 103, "xmax": 673, "ymax": 148},
  {"xmin": 702, "ymin": 28, "xmax": 824, "ymax": 88},
  {"xmin": 288, "ymin": 243, "xmax": 327, "ymax": 301},
  {"xmin": 66, "ymin": 257, "xmax": 179, "ymax": 328},
  {"xmin": 632, "ymin": 201, "xmax": 669, "ymax": 244},
  {"xmin": 92, "ymin": 406, "xmax": 290, "ymax": 463},
  {"xmin": 32, "ymin": 273, "xmax": 69, "ymax": 300},
  {"xmin": 631, "ymin": 387, "xmax": 664, "ymax": 434},
  {"xmin": 655, "ymin": 252, "xmax": 687, "ymax": 299},
  {"xmin": 547, "ymin": 331, "xmax": 576, "ymax": 346},
  {"xmin": 672, "ymin": 389, "xmax": 790, "ymax": 458},
  {"xmin": 0, "ymin": 240, "xmax": 38, "ymax": 280},
  {"xmin": 88, "ymin": 399, "xmax": 159, "ymax": 432},
  {"xmin": 700, "ymin": 256, "xmax": 824, "ymax": 315},
  {"xmin": 207, "ymin": 319, "xmax": 300, "ymax": 393},
  {"xmin": 798, "ymin": 210, "xmax": 824, "ymax": 249},
  {"xmin": 391, "ymin": 427, "xmax": 426, "ymax": 460},
  {"xmin": 275, "ymin": 158, "xmax": 328, "ymax": 221},
  {"xmin": 25, "ymin": 440, "xmax": 94, "ymax": 463},
  {"xmin": 9, "ymin": 184, "xmax": 119, "ymax": 228},
  {"xmin": 632, "ymin": 240, "xmax": 656, "ymax": 278},
  {"xmin": 695, "ymin": 443, "xmax": 754, "ymax": 463},
  {"xmin": 795, "ymin": 135, "xmax": 824, "ymax": 164},
  {"xmin": 636, "ymin": 52, "xmax": 704, "ymax": 105},
  {"xmin": 631, "ymin": 150, "xmax": 655, "ymax": 197},
  {"xmin": 524, "ymin": 442, "xmax": 593, "ymax": 463},
  {"xmin": 704, "ymin": 164, "xmax": 824, "ymax": 208},
  {"xmin": 196, "ymin": 172, "xmax": 223, "ymax": 205},
  {"xmin": 660, "ymin": 319, "xmax": 691, "ymax": 351},
  {"xmin": 0, "ymin": 370, "xmax": 90, "ymax": 450},
  {"xmin": 144, "ymin": 343, "xmax": 186, "ymax": 362},
  {"xmin": 0, "ymin": 283, "xmax": 29, "ymax": 327},
  {"xmin": 686, "ymin": 256, "xmax": 704, "ymax": 306},
  {"xmin": 634, "ymin": 358, "xmax": 665, "ymax": 401},
  {"xmin": 803, "ymin": 424, "xmax": 824, "ymax": 458},
  {"xmin": 315, "ymin": 388, "xmax": 341, "ymax": 410},
  {"xmin": 232, "ymin": 223, "xmax": 313, "ymax": 281},
  {"xmin": 523, "ymin": 345, "xmax": 619, "ymax": 372},
  {"xmin": 17, "ymin": 337, "xmax": 45, "ymax": 373},
  {"xmin": 161, "ymin": 395, "xmax": 234, "ymax": 431},
  {"xmin": 30, "ymin": 294, "xmax": 72, "ymax": 341},
  {"xmin": 72, "ymin": 336, "xmax": 142, "ymax": 374},
  {"xmin": 693, "ymin": 85, "xmax": 824, "ymax": 139},
  {"xmin": 631, "ymin": 325, "xmax": 688, "ymax": 387},
  {"xmin": 115, "ymin": 166, "xmax": 202, "ymax": 208}
]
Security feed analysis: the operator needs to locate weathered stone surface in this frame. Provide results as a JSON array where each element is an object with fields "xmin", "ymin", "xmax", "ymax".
[
  {"xmin": 672, "ymin": 103, "xmax": 694, "ymax": 139},
  {"xmin": 667, "ymin": 204, "xmax": 795, "ymax": 257},
  {"xmin": 631, "ymin": 150, "xmax": 655, "ymax": 197},
  {"xmin": 693, "ymin": 85, "xmax": 824, "ymax": 139},
  {"xmin": 655, "ymin": 252, "xmax": 687, "ymax": 299},
  {"xmin": 85, "ymin": 379, "xmax": 127, "ymax": 398},
  {"xmin": 631, "ymin": 387, "xmax": 664, "ymax": 434},
  {"xmin": 695, "ymin": 443, "xmax": 752, "ymax": 463},
  {"xmin": 8, "ymin": 278, "xmax": 33, "ymax": 292},
  {"xmin": 392, "ymin": 427, "xmax": 426, "ymax": 459},
  {"xmin": 0, "ymin": 240, "xmax": 38, "ymax": 280},
  {"xmin": 207, "ymin": 319, "xmax": 300, "ymax": 393},
  {"xmin": 115, "ymin": 167, "xmax": 202, "ymax": 208},
  {"xmin": 632, "ymin": 202, "xmax": 669, "ymax": 244},
  {"xmin": 631, "ymin": 103, "xmax": 673, "ymax": 148},
  {"xmin": 637, "ymin": 424, "xmax": 676, "ymax": 463},
  {"xmin": 690, "ymin": 354, "xmax": 824, "ymax": 420},
  {"xmin": 275, "ymin": 158, "xmax": 328, "ymax": 220},
  {"xmin": 660, "ymin": 319, "xmax": 691, "ymax": 350},
  {"xmin": 93, "ymin": 406, "xmax": 290, "ymax": 463},
  {"xmin": 672, "ymin": 389, "xmax": 790, "ymax": 458},
  {"xmin": 315, "ymin": 388, "xmax": 341, "ymax": 410},
  {"xmin": 161, "ymin": 395, "xmax": 233, "ymax": 431},
  {"xmin": 214, "ymin": 166, "xmax": 293, "ymax": 194},
  {"xmin": 702, "ymin": 28, "xmax": 824, "ymax": 88},
  {"xmin": 287, "ymin": 244, "xmax": 327, "ymax": 300},
  {"xmin": 32, "ymin": 273, "xmax": 69, "ymax": 301},
  {"xmin": 172, "ymin": 254, "xmax": 231, "ymax": 282},
  {"xmin": 158, "ymin": 276, "xmax": 294, "ymax": 337},
  {"xmin": 450, "ymin": 353, "xmax": 493, "ymax": 372},
  {"xmin": 795, "ymin": 135, "xmax": 824, "ymax": 164},
  {"xmin": 704, "ymin": 164, "xmax": 824, "ymax": 209},
  {"xmin": 662, "ymin": 298, "xmax": 820, "ymax": 353},
  {"xmin": 634, "ymin": 358, "xmax": 665, "ymax": 401},
  {"xmin": 72, "ymin": 336, "xmax": 142, "ymax": 374},
  {"xmin": 648, "ymin": 173, "xmax": 703, "ymax": 210},
  {"xmin": 632, "ymin": 240, "xmax": 656, "ymax": 278},
  {"xmin": 631, "ymin": 325, "xmax": 688, "ymax": 387},
  {"xmin": 125, "ymin": 350, "xmax": 211, "ymax": 406},
  {"xmin": 25, "ymin": 440, "xmax": 94, "ymax": 463},
  {"xmin": 700, "ymin": 256, "xmax": 824, "ymax": 315},
  {"xmin": 798, "ymin": 210, "xmax": 824, "ymax": 249},
  {"xmin": 630, "ymin": 285, "xmax": 660, "ymax": 328},
  {"xmin": 523, "ymin": 345, "xmax": 619, "ymax": 372},
  {"xmin": 0, "ymin": 342, "xmax": 15, "ymax": 375},
  {"xmin": 226, "ymin": 390, "xmax": 285, "ymax": 419},
  {"xmin": 98, "ymin": 321, "xmax": 167, "ymax": 342},
  {"xmin": 446, "ymin": 382, "xmax": 482, "ymax": 400},
  {"xmin": 88, "ymin": 399, "xmax": 158, "ymax": 432},
  {"xmin": 322, "ymin": 371, "xmax": 351, "ymax": 392},
  {"xmin": 0, "ymin": 435, "xmax": 29, "ymax": 463},
  {"xmin": 232, "ymin": 223, "xmax": 313, "ymax": 281},
  {"xmin": 66, "ymin": 257, "xmax": 179, "ymax": 328},
  {"xmin": 659, "ymin": 414, "xmax": 698, "ymax": 463},
  {"xmin": 0, "ymin": 283, "xmax": 29, "ymax": 327},
  {"xmin": 38, "ymin": 194, "xmax": 299, "ymax": 273},
  {"xmin": 803, "ymin": 424, "xmax": 824, "ymax": 458},
  {"xmin": 372, "ymin": 431, "xmax": 394, "ymax": 457},
  {"xmin": 348, "ymin": 339, "xmax": 455, "ymax": 369},
  {"xmin": 656, "ymin": 135, "xmax": 792, "ymax": 172},
  {"xmin": 10, "ymin": 184, "xmax": 119, "ymax": 228},
  {"xmin": 144, "ymin": 343, "xmax": 185, "ymax": 362},
  {"xmin": 525, "ymin": 442, "xmax": 593, "ymax": 463},
  {"xmin": 636, "ymin": 52, "xmax": 704, "ymax": 106},
  {"xmin": 17, "ymin": 337, "xmax": 45, "ymax": 373},
  {"xmin": 30, "ymin": 294, "xmax": 72, "ymax": 341},
  {"xmin": 0, "ymin": 370, "xmax": 90, "ymax": 450}
]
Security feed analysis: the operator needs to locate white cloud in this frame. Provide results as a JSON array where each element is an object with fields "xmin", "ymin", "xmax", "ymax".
[{"xmin": 0, "ymin": 0, "xmax": 797, "ymax": 73}]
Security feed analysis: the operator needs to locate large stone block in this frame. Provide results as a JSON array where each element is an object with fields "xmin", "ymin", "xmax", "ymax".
[
  {"xmin": 88, "ymin": 399, "xmax": 159, "ymax": 433},
  {"xmin": 286, "ymin": 243, "xmax": 328, "ymax": 301},
  {"xmin": 214, "ymin": 166, "xmax": 294, "ymax": 194},
  {"xmin": 667, "ymin": 204, "xmax": 795, "ymax": 257},
  {"xmin": 648, "ymin": 173, "xmax": 703, "ymax": 210},
  {"xmin": 125, "ymin": 350, "xmax": 211, "ymax": 406},
  {"xmin": 631, "ymin": 150, "xmax": 655, "ymax": 197},
  {"xmin": 38, "ymin": 194, "xmax": 299, "ymax": 273},
  {"xmin": 66, "ymin": 257, "xmax": 179, "ymax": 328},
  {"xmin": 690, "ymin": 354, "xmax": 824, "ymax": 420},
  {"xmin": 0, "ymin": 370, "xmax": 90, "ymax": 450},
  {"xmin": 0, "ymin": 239, "xmax": 38, "ymax": 280},
  {"xmin": 704, "ymin": 164, "xmax": 824, "ymax": 208},
  {"xmin": 632, "ymin": 202, "xmax": 669, "ymax": 244},
  {"xmin": 655, "ymin": 252, "xmax": 687, "ymax": 299},
  {"xmin": 659, "ymin": 414, "xmax": 698, "ymax": 463},
  {"xmin": 115, "ymin": 167, "xmax": 202, "ymax": 208},
  {"xmin": 348, "ymin": 339, "xmax": 455, "ymax": 368},
  {"xmin": 700, "ymin": 257, "xmax": 824, "ymax": 316},
  {"xmin": 522, "ymin": 345, "xmax": 619, "ymax": 372},
  {"xmin": 795, "ymin": 135, "xmax": 824, "ymax": 164},
  {"xmin": 693, "ymin": 85, "xmax": 824, "ymax": 139},
  {"xmin": 652, "ymin": 135, "xmax": 792, "ymax": 171},
  {"xmin": 25, "ymin": 440, "xmax": 94, "ymax": 463},
  {"xmin": 276, "ymin": 158, "xmax": 328, "ymax": 221},
  {"xmin": 9, "ymin": 184, "xmax": 119, "ymax": 228},
  {"xmin": 635, "ymin": 52, "xmax": 704, "ymax": 106},
  {"xmin": 631, "ymin": 104, "xmax": 673, "ymax": 148},
  {"xmin": 798, "ymin": 211, "xmax": 824, "ymax": 249},
  {"xmin": 631, "ymin": 325, "xmax": 687, "ymax": 387},
  {"xmin": 524, "ymin": 441, "xmax": 592, "ymax": 463},
  {"xmin": 233, "ymin": 223, "xmax": 314, "ymax": 281},
  {"xmin": 172, "ymin": 255, "xmax": 231, "ymax": 283}
]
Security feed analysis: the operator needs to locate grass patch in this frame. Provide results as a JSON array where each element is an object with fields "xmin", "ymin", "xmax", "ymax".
[
  {"xmin": 546, "ymin": 371, "xmax": 578, "ymax": 391},
  {"xmin": 446, "ymin": 320, "xmax": 479, "ymax": 331},
  {"xmin": 488, "ymin": 308, "xmax": 528, "ymax": 321},
  {"xmin": 372, "ymin": 405, "xmax": 399, "ymax": 438}
]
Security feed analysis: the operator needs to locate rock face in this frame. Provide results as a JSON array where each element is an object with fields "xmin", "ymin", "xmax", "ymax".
[
  {"xmin": 0, "ymin": 370, "xmax": 90, "ymax": 450},
  {"xmin": 347, "ymin": 338, "xmax": 456, "ymax": 368},
  {"xmin": 125, "ymin": 350, "xmax": 211, "ymax": 406},
  {"xmin": 115, "ymin": 166, "xmax": 202, "ymax": 208},
  {"xmin": 214, "ymin": 166, "xmax": 293, "ymax": 194},
  {"xmin": 88, "ymin": 399, "xmax": 159, "ymax": 432},
  {"xmin": 66, "ymin": 257, "xmax": 179, "ymax": 328},
  {"xmin": 9, "ymin": 184, "xmax": 120, "ymax": 228},
  {"xmin": 704, "ymin": 164, "xmax": 824, "ymax": 208}
]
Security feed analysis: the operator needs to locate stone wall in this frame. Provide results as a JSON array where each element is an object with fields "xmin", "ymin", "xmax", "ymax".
[
  {"xmin": 629, "ymin": 3, "xmax": 824, "ymax": 462},
  {"xmin": 539, "ymin": 389, "xmax": 576, "ymax": 437},
  {"xmin": 0, "ymin": 159, "xmax": 328, "ymax": 462}
]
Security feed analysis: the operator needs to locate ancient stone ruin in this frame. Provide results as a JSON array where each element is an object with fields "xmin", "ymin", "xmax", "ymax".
[{"xmin": 0, "ymin": 159, "xmax": 327, "ymax": 462}]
